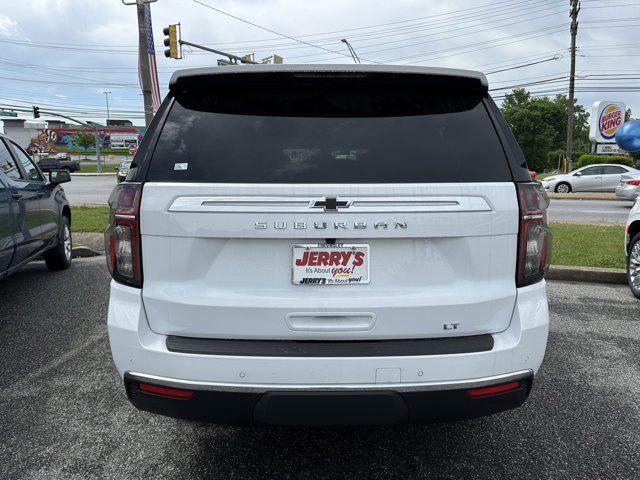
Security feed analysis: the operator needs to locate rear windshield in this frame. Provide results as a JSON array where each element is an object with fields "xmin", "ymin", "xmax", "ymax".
[{"xmin": 147, "ymin": 84, "xmax": 510, "ymax": 183}]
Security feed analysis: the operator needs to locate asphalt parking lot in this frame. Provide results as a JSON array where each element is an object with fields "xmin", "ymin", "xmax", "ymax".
[{"xmin": 1, "ymin": 257, "xmax": 639, "ymax": 480}]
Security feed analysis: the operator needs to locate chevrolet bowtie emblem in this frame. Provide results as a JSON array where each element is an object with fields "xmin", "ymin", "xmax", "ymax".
[{"xmin": 311, "ymin": 197, "xmax": 351, "ymax": 212}]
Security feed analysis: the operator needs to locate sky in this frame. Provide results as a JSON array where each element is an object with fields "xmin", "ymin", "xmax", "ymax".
[{"xmin": 0, "ymin": 0, "xmax": 639, "ymax": 127}]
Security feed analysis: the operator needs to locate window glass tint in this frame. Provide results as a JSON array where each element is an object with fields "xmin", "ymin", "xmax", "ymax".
[
  {"xmin": 0, "ymin": 140, "xmax": 21, "ymax": 180},
  {"xmin": 148, "ymin": 91, "xmax": 511, "ymax": 183},
  {"xmin": 580, "ymin": 166, "xmax": 603, "ymax": 176},
  {"xmin": 603, "ymin": 165, "xmax": 625, "ymax": 174},
  {"xmin": 11, "ymin": 143, "xmax": 42, "ymax": 182}
]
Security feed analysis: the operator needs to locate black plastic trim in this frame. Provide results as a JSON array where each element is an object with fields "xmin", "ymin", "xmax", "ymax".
[
  {"xmin": 128, "ymin": 95, "xmax": 174, "ymax": 183},
  {"xmin": 166, "ymin": 335, "xmax": 494, "ymax": 357},
  {"xmin": 124, "ymin": 373, "xmax": 533, "ymax": 426},
  {"xmin": 483, "ymin": 96, "xmax": 532, "ymax": 182}
]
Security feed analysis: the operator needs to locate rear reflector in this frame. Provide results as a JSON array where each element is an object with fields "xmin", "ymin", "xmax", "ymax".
[
  {"xmin": 139, "ymin": 383, "xmax": 194, "ymax": 399},
  {"xmin": 467, "ymin": 381, "xmax": 520, "ymax": 397}
]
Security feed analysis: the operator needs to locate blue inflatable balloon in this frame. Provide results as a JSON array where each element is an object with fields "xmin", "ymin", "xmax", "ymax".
[{"xmin": 615, "ymin": 120, "xmax": 640, "ymax": 152}]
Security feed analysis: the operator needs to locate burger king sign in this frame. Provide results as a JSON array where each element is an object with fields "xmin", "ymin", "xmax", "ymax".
[{"xmin": 589, "ymin": 101, "xmax": 626, "ymax": 143}]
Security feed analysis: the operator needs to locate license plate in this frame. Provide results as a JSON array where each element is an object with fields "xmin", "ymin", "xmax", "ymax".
[{"xmin": 292, "ymin": 244, "xmax": 370, "ymax": 285}]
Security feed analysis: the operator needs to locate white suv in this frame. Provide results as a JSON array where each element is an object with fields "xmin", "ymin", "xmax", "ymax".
[
  {"xmin": 105, "ymin": 65, "xmax": 552, "ymax": 426},
  {"xmin": 626, "ymin": 199, "xmax": 640, "ymax": 298}
]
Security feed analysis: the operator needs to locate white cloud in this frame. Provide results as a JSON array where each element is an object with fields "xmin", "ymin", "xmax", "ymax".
[{"xmin": 0, "ymin": 13, "xmax": 23, "ymax": 38}]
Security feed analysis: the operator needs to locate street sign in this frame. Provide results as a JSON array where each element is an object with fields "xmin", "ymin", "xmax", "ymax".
[
  {"xmin": 0, "ymin": 111, "xmax": 18, "ymax": 117},
  {"xmin": 128, "ymin": 144, "xmax": 138, "ymax": 155},
  {"xmin": 596, "ymin": 143, "xmax": 621, "ymax": 155}
]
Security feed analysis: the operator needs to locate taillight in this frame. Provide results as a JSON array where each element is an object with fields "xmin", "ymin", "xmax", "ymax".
[
  {"xmin": 516, "ymin": 182, "xmax": 552, "ymax": 287},
  {"xmin": 626, "ymin": 179, "xmax": 640, "ymax": 186},
  {"xmin": 105, "ymin": 182, "xmax": 143, "ymax": 288}
]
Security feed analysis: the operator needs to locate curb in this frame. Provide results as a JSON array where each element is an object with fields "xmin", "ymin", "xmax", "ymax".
[
  {"xmin": 547, "ymin": 265, "xmax": 627, "ymax": 285},
  {"xmin": 547, "ymin": 192, "xmax": 620, "ymax": 201},
  {"xmin": 72, "ymin": 246, "xmax": 103, "ymax": 258}
]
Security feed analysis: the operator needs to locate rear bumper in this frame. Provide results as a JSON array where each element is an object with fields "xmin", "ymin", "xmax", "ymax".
[
  {"xmin": 107, "ymin": 279, "xmax": 549, "ymax": 425},
  {"xmin": 124, "ymin": 370, "xmax": 533, "ymax": 425},
  {"xmin": 616, "ymin": 185, "xmax": 639, "ymax": 200}
]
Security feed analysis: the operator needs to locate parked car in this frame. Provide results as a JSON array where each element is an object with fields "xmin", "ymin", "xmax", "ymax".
[
  {"xmin": 0, "ymin": 134, "xmax": 72, "ymax": 279},
  {"xmin": 105, "ymin": 65, "xmax": 552, "ymax": 426},
  {"xmin": 540, "ymin": 164, "xmax": 640, "ymax": 193},
  {"xmin": 625, "ymin": 198, "xmax": 640, "ymax": 299},
  {"xmin": 37, "ymin": 153, "xmax": 80, "ymax": 173},
  {"xmin": 116, "ymin": 160, "xmax": 132, "ymax": 183},
  {"xmin": 615, "ymin": 175, "xmax": 640, "ymax": 201}
]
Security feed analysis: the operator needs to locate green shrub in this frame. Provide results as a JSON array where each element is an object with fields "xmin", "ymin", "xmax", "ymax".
[{"xmin": 574, "ymin": 154, "xmax": 633, "ymax": 169}]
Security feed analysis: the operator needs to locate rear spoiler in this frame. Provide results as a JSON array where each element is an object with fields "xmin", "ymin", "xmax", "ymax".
[{"xmin": 169, "ymin": 64, "xmax": 488, "ymax": 95}]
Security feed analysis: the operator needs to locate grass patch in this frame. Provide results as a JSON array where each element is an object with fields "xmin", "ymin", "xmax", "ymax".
[
  {"xmin": 78, "ymin": 163, "xmax": 98, "ymax": 173},
  {"xmin": 550, "ymin": 222, "xmax": 626, "ymax": 269},
  {"xmin": 70, "ymin": 206, "xmax": 109, "ymax": 233},
  {"xmin": 78, "ymin": 163, "xmax": 118, "ymax": 173},
  {"xmin": 536, "ymin": 172, "xmax": 557, "ymax": 180}
]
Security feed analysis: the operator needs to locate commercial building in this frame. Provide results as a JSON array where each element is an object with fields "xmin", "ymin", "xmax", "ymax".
[{"xmin": 0, "ymin": 118, "xmax": 145, "ymax": 155}]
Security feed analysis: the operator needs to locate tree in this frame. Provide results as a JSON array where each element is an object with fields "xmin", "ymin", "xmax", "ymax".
[
  {"xmin": 73, "ymin": 131, "xmax": 95, "ymax": 159},
  {"xmin": 500, "ymin": 88, "xmax": 590, "ymax": 171}
]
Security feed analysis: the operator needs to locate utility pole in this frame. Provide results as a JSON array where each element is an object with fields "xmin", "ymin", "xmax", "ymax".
[
  {"xmin": 566, "ymin": 0, "xmax": 580, "ymax": 173},
  {"xmin": 103, "ymin": 91, "xmax": 111, "ymax": 123},
  {"xmin": 137, "ymin": 2, "xmax": 154, "ymax": 126},
  {"xmin": 122, "ymin": 0, "xmax": 157, "ymax": 126},
  {"xmin": 103, "ymin": 90, "xmax": 111, "ymax": 171}
]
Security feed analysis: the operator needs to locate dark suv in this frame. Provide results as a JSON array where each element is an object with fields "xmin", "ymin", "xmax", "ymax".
[
  {"xmin": 37, "ymin": 153, "xmax": 80, "ymax": 173},
  {"xmin": 0, "ymin": 134, "xmax": 73, "ymax": 279}
]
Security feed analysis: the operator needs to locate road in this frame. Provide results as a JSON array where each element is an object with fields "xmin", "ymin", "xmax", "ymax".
[
  {"xmin": 64, "ymin": 175, "xmax": 117, "ymax": 205},
  {"xmin": 547, "ymin": 198, "xmax": 634, "ymax": 223},
  {"xmin": 1, "ymin": 257, "xmax": 639, "ymax": 479}
]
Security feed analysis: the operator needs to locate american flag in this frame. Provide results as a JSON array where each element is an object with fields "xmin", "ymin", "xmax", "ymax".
[{"xmin": 138, "ymin": 3, "xmax": 161, "ymax": 112}]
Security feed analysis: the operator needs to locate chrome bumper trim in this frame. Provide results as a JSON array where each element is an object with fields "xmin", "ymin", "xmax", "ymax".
[{"xmin": 125, "ymin": 369, "xmax": 533, "ymax": 393}]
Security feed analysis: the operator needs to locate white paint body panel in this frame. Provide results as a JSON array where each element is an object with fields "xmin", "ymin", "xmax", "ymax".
[
  {"xmin": 107, "ymin": 279, "xmax": 548, "ymax": 387},
  {"xmin": 626, "ymin": 197, "xmax": 640, "ymax": 250},
  {"xmin": 138, "ymin": 182, "xmax": 519, "ymax": 339}
]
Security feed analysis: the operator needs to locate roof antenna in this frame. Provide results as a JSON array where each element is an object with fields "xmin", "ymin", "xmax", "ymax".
[{"xmin": 341, "ymin": 39, "xmax": 361, "ymax": 64}]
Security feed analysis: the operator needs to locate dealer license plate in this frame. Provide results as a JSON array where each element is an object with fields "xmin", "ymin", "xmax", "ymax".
[{"xmin": 292, "ymin": 244, "xmax": 370, "ymax": 285}]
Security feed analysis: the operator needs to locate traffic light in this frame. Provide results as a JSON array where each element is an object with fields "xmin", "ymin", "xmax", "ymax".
[
  {"xmin": 163, "ymin": 24, "xmax": 181, "ymax": 59},
  {"xmin": 32, "ymin": 106, "xmax": 40, "ymax": 118}
]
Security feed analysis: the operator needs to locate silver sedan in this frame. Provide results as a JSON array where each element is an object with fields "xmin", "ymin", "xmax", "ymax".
[{"xmin": 541, "ymin": 164, "xmax": 640, "ymax": 193}]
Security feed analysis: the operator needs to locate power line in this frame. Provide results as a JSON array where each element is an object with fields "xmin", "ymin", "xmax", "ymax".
[
  {"xmin": 394, "ymin": 25, "xmax": 568, "ymax": 63},
  {"xmin": 189, "ymin": 0, "xmax": 383, "ymax": 64},
  {"xmin": 223, "ymin": 0, "xmax": 565, "ymax": 54},
  {"xmin": 286, "ymin": 1, "xmax": 567, "ymax": 60},
  {"xmin": 485, "ymin": 56, "xmax": 562, "ymax": 75}
]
